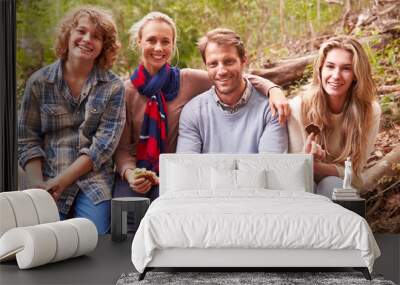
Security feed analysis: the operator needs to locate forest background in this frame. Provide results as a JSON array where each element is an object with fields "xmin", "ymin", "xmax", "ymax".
[{"xmin": 16, "ymin": 0, "xmax": 400, "ymax": 233}]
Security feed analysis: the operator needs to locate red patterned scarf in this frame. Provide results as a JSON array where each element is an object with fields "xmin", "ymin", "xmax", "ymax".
[{"xmin": 130, "ymin": 64, "xmax": 180, "ymax": 173}]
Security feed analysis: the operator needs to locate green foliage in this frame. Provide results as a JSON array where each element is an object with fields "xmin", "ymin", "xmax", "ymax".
[
  {"xmin": 16, "ymin": 0, "xmax": 371, "ymax": 103},
  {"xmin": 286, "ymin": 63, "xmax": 313, "ymax": 98},
  {"xmin": 380, "ymin": 94, "xmax": 400, "ymax": 129},
  {"xmin": 366, "ymin": 37, "xmax": 400, "ymax": 128},
  {"xmin": 365, "ymin": 38, "xmax": 400, "ymax": 86}
]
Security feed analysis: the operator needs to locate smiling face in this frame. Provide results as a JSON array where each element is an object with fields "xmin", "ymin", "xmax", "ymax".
[
  {"xmin": 67, "ymin": 15, "xmax": 103, "ymax": 64},
  {"xmin": 138, "ymin": 20, "xmax": 174, "ymax": 75},
  {"xmin": 204, "ymin": 42, "xmax": 247, "ymax": 103},
  {"xmin": 321, "ymin": 48, "xmax": 355, "ymax": 100}
]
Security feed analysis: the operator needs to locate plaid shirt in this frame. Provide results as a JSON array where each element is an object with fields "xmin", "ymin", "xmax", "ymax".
[
  {"xmin": 18, "ymin": 60, "xmax": 126, "ymax": 214},
  {"xmin": 213, "ymin": 78, "xmax": 252, "ymax": 113}
]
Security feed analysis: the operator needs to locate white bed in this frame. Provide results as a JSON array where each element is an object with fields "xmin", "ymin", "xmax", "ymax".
[{"xmin": 131, "ymin": 154, "xmax": 380, "ymax": 280}]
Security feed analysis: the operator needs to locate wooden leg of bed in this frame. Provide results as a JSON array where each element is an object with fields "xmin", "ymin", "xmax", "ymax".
[
  {"xmin": 354, "ymin": 267, "xmax": 371, "ymax": 280},
  {"xmin": 138, "ymin": 268, "xmax": 147, "ymax": 281}
]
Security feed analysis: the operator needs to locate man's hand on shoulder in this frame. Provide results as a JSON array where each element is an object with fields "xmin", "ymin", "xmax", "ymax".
[{"xmin": 269, "ymin": 87, "xmax": 290, "ymax": 125}]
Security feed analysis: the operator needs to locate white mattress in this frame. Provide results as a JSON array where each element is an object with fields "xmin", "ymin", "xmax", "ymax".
[{"xmin": 131, "ymin": 190, "xmax": 380, "ymax": 273}]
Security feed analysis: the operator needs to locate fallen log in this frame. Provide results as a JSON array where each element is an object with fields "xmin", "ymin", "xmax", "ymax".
[
  {"xmin": 251, "ymin": 33, "xmax": 394, "ymax": 87},
  {"xmin": 361, "ymin": 145, "xmax": 400, "ymax": 194},
  {"xmin": 378, "ymin": 85, "xmax": 400, "ymax": 94},
  {"xmin": 250, "ymin": 54, "xmax": 316, "ymax": 86}
]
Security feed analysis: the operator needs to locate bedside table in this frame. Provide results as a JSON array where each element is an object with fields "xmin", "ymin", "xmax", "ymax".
[
  {"xmin": 332, "ymin": 198, "xmax": 366, "ymax": 218},
  {"xmin": 111, "ymin": 197, "xmax": 150, "ymax": 241}
]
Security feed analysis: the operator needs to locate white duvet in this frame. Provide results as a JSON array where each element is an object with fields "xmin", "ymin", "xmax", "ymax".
[{"xmin": 131, "ymin": 190, "xmax": 380, "ymax": 273}]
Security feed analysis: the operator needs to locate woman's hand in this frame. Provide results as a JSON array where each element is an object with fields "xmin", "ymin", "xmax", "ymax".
[
  {"xmin": 132, "ymin": 177, "xmax": 153, "ymax": 194},
  {"xmin": 125, "ymin": 169, "xmax": 159, "ymax": 194},
  {"xmin": 303, "ymin": 133, "xmax": 326, "ymax": 161}
]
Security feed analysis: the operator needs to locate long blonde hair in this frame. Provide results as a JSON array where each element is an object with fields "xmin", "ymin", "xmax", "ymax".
[{"xmin": 301, "ymin": 36, "xmax": 376, "ymax": 175}]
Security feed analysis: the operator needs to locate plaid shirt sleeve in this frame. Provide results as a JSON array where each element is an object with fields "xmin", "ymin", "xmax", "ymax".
[
  {"xmin": 18, "ymin": 76, "xmax": 46, "ymax": 169},
  {"xmin": 80, "ymin": 78, "xmax": 126, "ymax": 171}
]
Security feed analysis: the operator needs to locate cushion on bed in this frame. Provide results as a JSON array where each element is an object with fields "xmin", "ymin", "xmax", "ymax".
[
  {"xmin": 167, "ymin": 162, "xmax": 211, "ymax": 191},
  {"xmin": 211, "ymin": 168, "xmax": 236, "ymax": 190},
  {"xmin": 165, "ymin": 159, "xmax": 235, "ymax": 192},
  {"xmin": 237, "ymin": 158, "xmax": 308, "ymax": 191},
  {"xmin": 236, "ymin": 169, "xmax": 267, "ymax": 189},
  {"xmin": 159, "ymin": 154, "xmax": 313, "ymax": 194},
  {"xmin": 211, "ymin": 168, "xmax": 267, "ymax": 190}
]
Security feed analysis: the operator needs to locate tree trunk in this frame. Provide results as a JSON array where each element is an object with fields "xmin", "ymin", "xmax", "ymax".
[
  {"xmin": 378, "ymin": 85, "xmax": 400, "ymax": 94},
  {"xmin": 250, "ymin": 54, "xmax": 316, "ymax": 86},
  {"xmin": 280, "ymin": 0, "xmax": 285, "ymax": 44},
  {"xmin": 341, "ymin": 0, "xmax": 353, "ymax": 32},
  {"xmin": 361, "ymin": 145, "xmax": 400, "ymax": 194}
]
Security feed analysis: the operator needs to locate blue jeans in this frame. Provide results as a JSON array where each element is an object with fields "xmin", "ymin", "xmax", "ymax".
[
  {"xmin": 314, "ymin": 176, "xmax": 343, "ymax": 199},
  {"xmin": 59, "ymin": 190, "xmax": 110, "ymax": 235},
  {"xmin": 112, "ymin": 174, "xmax": 158, "ymax": 232}
]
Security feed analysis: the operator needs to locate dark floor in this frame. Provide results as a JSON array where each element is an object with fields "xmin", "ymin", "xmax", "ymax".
[
  {"xmin": 374, "ymin": 234, "xmax": 400, "ymax": 285},
  {"xmin": 0, "ymin": 234, "xmax": 398, "ymax": 285},
  {"xmin": 0, "ymin": 235, "xmax": 135, "ymax": 285}
]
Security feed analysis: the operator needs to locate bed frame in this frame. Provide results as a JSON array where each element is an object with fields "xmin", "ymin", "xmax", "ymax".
[
  {"xmin": 138, "ymin": 154, "xmax": 372, "ymax": 280},
  {"xmin": 140, "ymin": 248, "xmax": 371, "ymax": 280}
]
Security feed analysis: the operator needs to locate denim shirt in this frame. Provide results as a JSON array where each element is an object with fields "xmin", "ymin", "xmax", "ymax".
[{"xmin": 18, "ymin": 60, "xmax": 126, "ymax": 214}]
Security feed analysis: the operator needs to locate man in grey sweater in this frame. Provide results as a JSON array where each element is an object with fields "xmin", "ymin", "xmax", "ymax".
[{"xmin": 177, "ymin": 28, "xmax": 288, "ymax": 154}]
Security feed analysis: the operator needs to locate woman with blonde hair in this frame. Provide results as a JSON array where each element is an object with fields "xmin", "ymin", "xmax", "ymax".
[
  {"xmin": 113, "ymin": 11, "xmax": 289, "ymax": 203},
  {"xmin": 18, "ymin": 6, "xmax": 125, "ymax": 234},
  {"xmin": 288, "ymin": 36, "xmax": 381, "ymax": 197}
]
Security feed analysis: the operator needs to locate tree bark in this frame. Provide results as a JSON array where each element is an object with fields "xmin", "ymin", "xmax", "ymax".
[
  {"xmin": 280, "ymin": 0, "xmax": 285, "ymax": 44},
  {"xmin": 341, "ymin": 0, "xmax": 352, "ymax": 32},
  {"xmin": 378, "ymin": 85, "xmax": 400, "ymax": 94},
  {"xmin": 250, "ymin": 54, "xmax": 316, "ymax": 86},
  {"xmin": 361, "ymin": 145, "xmax": 400, "ymax": 194}
]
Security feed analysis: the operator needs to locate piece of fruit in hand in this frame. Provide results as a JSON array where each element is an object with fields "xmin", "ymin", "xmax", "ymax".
[{"xmin": 132, "ymin": 168, "xmax": 158, "ymax": 185}]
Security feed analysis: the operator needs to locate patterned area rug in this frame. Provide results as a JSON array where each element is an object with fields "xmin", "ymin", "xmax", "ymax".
[{"xmin": 117, "ymin": 271, "xmax": 395, "ymax": 285}]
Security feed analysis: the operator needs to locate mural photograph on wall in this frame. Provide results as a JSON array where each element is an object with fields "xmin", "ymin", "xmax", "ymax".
[{"xmin": 16, "ymin": 0, "xmax": 399, "ymax": 234}]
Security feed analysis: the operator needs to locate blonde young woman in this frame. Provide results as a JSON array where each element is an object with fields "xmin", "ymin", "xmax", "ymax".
[
  {"xmin": 18, "ymin": 6, "xmax": 125, "ymax": 234},
  {"xmin": 288, "ymin": 36, "xmax": 381, "ymax": 197},
  {"xmin": 113, "ymin": 11, "xmax": 289, "ymax": 203}
]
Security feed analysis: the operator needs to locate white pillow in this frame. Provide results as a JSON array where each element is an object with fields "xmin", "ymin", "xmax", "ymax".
[
  {"xmin": 238, "ymin": 159, "xmax": 307, "ymax": 191},
  {"xmin": 266, "ymin": 166, "xmax": 307, "ymax": 191},
  {"xmin": 167, "ymin": 162, "xmax": 211, "ymax": 191},
  {"xmin": 211, "ymin": 168, "xmax": 236, "ymax": 190},
  {"xmin": 211, "ymin": 168, "xmax": 267, "ymax": 190},
  {"xmin": 166, "ymin": 159, "xmax": 235, "ymax": 192},
  {"xmin": 236, "ymin": 169, "xmax": 267, "ymax": 189}
]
